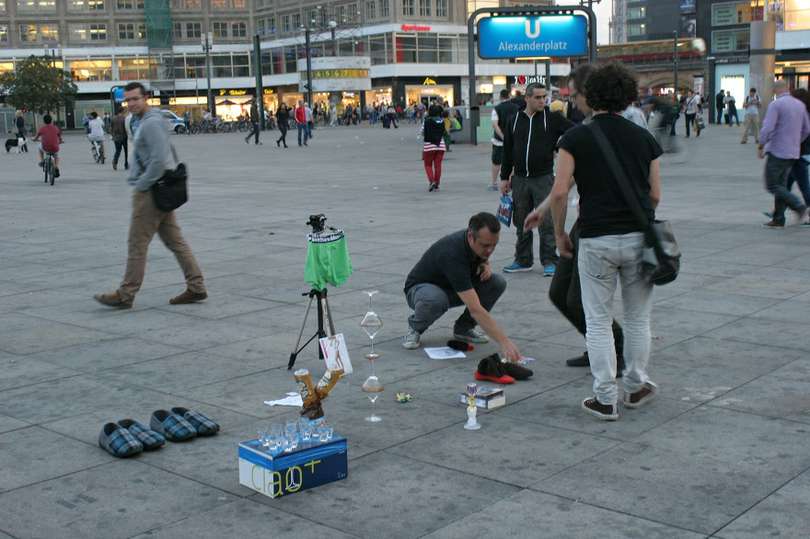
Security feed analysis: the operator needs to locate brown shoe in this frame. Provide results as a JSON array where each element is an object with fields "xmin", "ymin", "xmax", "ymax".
[
  {"xmin": 624, "ymin": 382, "xmax": 658, "ymax": 409},
  {"xmin": 93, "ymin": 291, "xmax": 133, "ymax": 309},
  {"xmin": 169, "ymin": 290, "xmax": 208, "ymax": 305}
]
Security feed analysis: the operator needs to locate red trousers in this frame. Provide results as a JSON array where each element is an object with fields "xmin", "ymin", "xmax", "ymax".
[{"xmin": 423, "ymin": 150, "xmax": 445, "ymax": 184}]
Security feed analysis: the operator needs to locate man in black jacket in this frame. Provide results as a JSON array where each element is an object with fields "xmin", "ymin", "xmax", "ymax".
[
  {"xmin": 715, "ymin": 90, "xmax": 725, "ymax": 125},
  {"xmin": 500, "ymin": 83, "xmax": 573, "ymax": 277}
]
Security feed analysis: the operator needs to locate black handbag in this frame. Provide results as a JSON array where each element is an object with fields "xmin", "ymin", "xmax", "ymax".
[
  {"xmin": 589, "ymin": 121, "xmax": 681, "ymax": 286},
  {"xmin": 151, "ymin": 145, "xmax": 188, "ymax": 212}
]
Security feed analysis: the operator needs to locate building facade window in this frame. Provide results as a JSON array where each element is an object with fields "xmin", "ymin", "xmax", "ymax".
[
  {"xmin": 212, "ymin": 21, "xmax": 228, "ymax": 38},
  {"xmin": 185, "ymin": 21, "xmax": 201, "ymax": 38},
  {"xmin": 70, "ymin": 59, "xmax": 112, "ymax": 81},
  {"xmin": 347, "ymin": 3, "xmax": 357, "ymax": 22},
  {"xmin": 172, "ymin": 0, "xmax": 200, "ymax": 9},
  {"xmin": 712, "ymin": 28, "xmax": 749, "ymax": 52},
  {"xmin": 231, "ymin": 21, "xmax": 246, "ymax": 37},
  {"xmin": 292, "ymin": 13, "xmax": 301, "ymax": 29},
  {"xmin": 627, "ymin": 23, "xmax": 646, "ymax": 36},
  {"xmin": 212, "ymin": 54, "xmax": 232, "ymax": 77},
  {"xmin": 70, "ymin": 23, "xmax": 107, "ymax": 41},
  {"xmin": 181, "ymin": 55, "xmax": 205, "ymax": 78},
  {"xmin": 16, "ymin": 0, "xmax": 56, "ymax": 12},
  {"xmin": 19, "ymin": 23, "xmax": 58, "ymax": 42},
  {"xmin": 380, "ymin": 0, "xmax": 389, "ymax": 17},
  {"xmin": 436, "ymin": 0, "xmax": 447, "ymax": 17},
  {"xmin": 118, "ymin": 57, "xmax": 153, "ymax": 79},
  {"xmin": 627, "ymin": 6, "xmax": 646, "ymax": 19},
  {"xmin": 402, "ymin": 0, "xmax": 414, "ymax": 16},
  {"xmin": 69, "ymin": 0, "xmax": 105, "ymax": 11},
  {"xmin": 711, "ymin": 1, "xmax": 752, "ymax": 26},
  {"xmin": 0, "ymin": 0, "xmax": 5, "ymax": 13},
  {"xmin": 365, "ymin": 0, "xmax": 375, "ymax": 19},
  {"xmin": 0, "ymin": 24, "xmax": 8, "ymax": 42},
  {"xmin": 418, "ymin": 0, "xmax": 430, "ymax": 16},
  {"xmin": 118, "ymin": 22, "xmax": 146, "ymax": 40},
  {"xmin": 232, "ymin": 53, "xmax": 249, "ymax": 76},
  {"xmin": 281, "ymin": 14, "xmax": 290, "ymax": 32},
  {"xmin": 116, "ymin": 0, "xmax": 143, "ymax": 9},
  {"xmin": 173, "ymin": 22, "xmax": 182, "ymax": 38}
]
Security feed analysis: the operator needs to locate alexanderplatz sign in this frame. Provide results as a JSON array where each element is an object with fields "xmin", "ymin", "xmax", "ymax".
[{"xmin": 466, "ymin": 5, "xmax": 596, "ymax": 144}]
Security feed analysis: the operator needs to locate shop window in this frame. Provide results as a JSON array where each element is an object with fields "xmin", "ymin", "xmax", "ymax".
[
  {"xmin": 380, "ymin": 0, "xmax": 389, "ymax": 17},
  {"xmin": 394, "ymin": 33, "xmax": 417, "ymax": 63},
  {"xmin": 366, "ymin": 0, "xmax": 375, "ymax": 20},
  {"xmin": 212, "ymin": 21, "xmax": 228, "ymax": 38},
  {"xmin": 438, "ymin": 35, "xmax": 455, "ymax": 63},
  {"xmin": 418, "ymin": 0, "xmax": 430, "ymax": 16},
  {"xmin": 186, "ymin": 22, "xmax": 201, "ymax": 38},
  {"xmin": 16, "ymin": 0, "xmax": 55, "ymax": 12},
  {"xmin": 212, "ymin": 54, "xmax": 232, "ymax": 77},
  {"xmin": 785, "ymin": 3, "xmax": 810, "ymax": 31},
  {"xmin": 118, "ymin": 57, "xmax": 154, "ymax": 79},
  {"xmin": 231, "ymin": 22, "xmax": 247, "ymax": 38},
  {"xmin": 116, "ymin": 0, "xmax": 143, "ymax": 9},
  {"xmin": 232, "ymin": 53, "xmax": 249, "ymax": 76},
  {"xmin": 69, "ymin": 0, "xmax": 105, "ymax": 11},
  {"xmin": 70, "ymin": 23, "xmax": 107, "ymax": 42},
  {"xmin": 436, "ymin": 0, "xmax": 447, "ymax": 17},
  {"xmin": 70, "ymin": 59, "xmax": 112, "ymax": 81},
  {"xmin": 0, "ymin": 61, "xmax": 13, "ymax": 73},
  {"xmin": 284, "ymin": 46, "xmax": 296, "ymax": 73},
  {"xmin": 712, "ymin": 28, "xmax": 749, "ymax": 52},
  {"xmin": 418, "ymin": 33, "xmax": 438, "ymax": 63},
  {"xmin": 402, "ymin": 0, "xmax": 414, "ymax": 16},
  {"xmin": 369, "ymin": 34, "xmax": 386, "ymax": 65},
  {"xmin": 0, "ymin": 25, "xmax": 8, "ymax": 43}
]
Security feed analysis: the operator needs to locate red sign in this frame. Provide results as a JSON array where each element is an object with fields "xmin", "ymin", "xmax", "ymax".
[{"xmin": 400, "ymin": 24, "xmax": 431, "ymax": 32}]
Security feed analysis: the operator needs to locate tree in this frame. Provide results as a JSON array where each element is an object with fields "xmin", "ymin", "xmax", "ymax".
[{"xmin": 0, "ymin": 55, "xmax": 78, "ymax": 115}]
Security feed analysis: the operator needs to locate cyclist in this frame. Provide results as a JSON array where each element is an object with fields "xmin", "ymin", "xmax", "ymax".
[
  {"xmin": 33, "ymin": 114, "xmax": 63, "ymax": 178},
  {"xmin": 87, "ymin": 111, "xmax": 106, "ymax": 162}
]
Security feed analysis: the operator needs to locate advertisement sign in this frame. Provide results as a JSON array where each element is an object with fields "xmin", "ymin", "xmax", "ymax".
[{"xmin": 477, "ymin": 15, "xmax": 588, "ymax": 59}]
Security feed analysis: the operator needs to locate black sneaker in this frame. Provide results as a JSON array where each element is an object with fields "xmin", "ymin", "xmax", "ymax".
[
  {"xmin": 501, "ymin": 360, "xmax": 533, "ymax": 380},
  {"xmin": 566, "ymin": 352, "xmax": 589, "ymax": 367},
  {"xmin": 428, "ymin": 182, "xmax": 436, "ymax": 192},
  {"xmin": 581, "ymin": 397, "xmax": 618, "ymax": 421},
  {"xmin": 763, "ymin": 220, "xmax": 784, "ymax": 229},
  {"xmin": 475, "ymin": 354, "xmax": 515, "ymax": 384}
]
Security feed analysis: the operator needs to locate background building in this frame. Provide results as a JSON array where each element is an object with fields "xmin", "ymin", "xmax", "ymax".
[{"xmin": 0, "ymin": 0, "xmax": 574, "ymax": 128}]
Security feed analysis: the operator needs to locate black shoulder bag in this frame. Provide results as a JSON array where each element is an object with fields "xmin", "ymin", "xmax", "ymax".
[
  {"xmin": 151, "ymin": 144, "xmax": 188, "ymax": 212},
  {"xmin": 589, "ymin": 121, "xmax": 681, "ymax": 286}
]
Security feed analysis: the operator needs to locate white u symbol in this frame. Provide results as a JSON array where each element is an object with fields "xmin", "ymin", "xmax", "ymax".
[{"xmin": 525, "ymin": 19, "xmax": 541, "ymax": 39}]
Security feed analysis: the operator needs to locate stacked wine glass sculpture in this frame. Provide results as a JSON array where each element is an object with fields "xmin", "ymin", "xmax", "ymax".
[{"xmin": 360, "ymin": 290, "xmax": 384, "ymax": 422}]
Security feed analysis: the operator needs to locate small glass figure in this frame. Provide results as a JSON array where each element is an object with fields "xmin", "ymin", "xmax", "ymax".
[
  {"xmin": 464, "ymin": 382, "xmax": 481, "ymax": 431},
  {"xmin": 360, "ymin": 290, "xmax": 385, "ymax": 423}
]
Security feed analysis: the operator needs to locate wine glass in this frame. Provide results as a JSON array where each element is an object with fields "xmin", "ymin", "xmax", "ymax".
[
  {"xmin": 362, "ymin": 375, "xmax": 384, "ymax": 422},
  {"xmin": 360, "ymin": 290, "xmax": 383, "ymax": 362}
]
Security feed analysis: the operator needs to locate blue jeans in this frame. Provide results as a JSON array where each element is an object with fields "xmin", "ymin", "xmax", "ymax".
[
  {"xmin": 767, "ymin": 154, "xmax": 805, "ymax": 224},
  {"xmin": 297, "ymin": 123, "xmax": 308, "ymax": 145},
  {"xmin": 578, "ymin": 233, "xmax": 654, "ymax": 405},
  {"xmin": 787, "ymin": 158, "xmax": 810, "ymax": 207}
]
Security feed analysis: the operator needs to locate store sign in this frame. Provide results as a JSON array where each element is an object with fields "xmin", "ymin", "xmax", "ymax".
[
  {"xmin": 310, "ymin": 69, "xmax": 369, "ymax": 79},
  {"xmin": 401, "ymin": 24, "xmax": 431, "ymax": 32},
  {"xmin": 423, "ymin": 77, "xmax": 437, "ymax": 85},
  {"xmin": 263, "ymin": 88, "xmax": 274, "ymax": 95},
  {"xmin": 219, "ymin": 89, "xmax": 248, "ymax": 96},
  {"xmin": 477, "ymin": 15, "xmax": 588, "ymax": 59},
  {"xmin": 513, "ymin": 75, "xmax": 545, "ymax": 85}
]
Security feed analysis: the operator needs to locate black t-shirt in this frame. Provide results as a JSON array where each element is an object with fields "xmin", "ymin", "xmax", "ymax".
[
  {"xmin": 404, "ymin": 229, "xmax": 484, "ymax": 294},
  {"xmin": 558, "ymin": 114, "xmax": 663, "ymax": 239}
]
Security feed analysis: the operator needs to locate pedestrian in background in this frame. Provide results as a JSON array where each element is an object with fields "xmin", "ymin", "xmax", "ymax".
[
  {"xmin": 15, "ymin": 110, "xmax": 25, "ymax": 139},
  {"xmin": 421, "ymin": 104, "xmax": 447, "ymax": 192},
  {"xmin": 276, "ymin": 104, "xmax": 290, "ymax": 148},
  {"xmin": 111, "ymin": 106, "xmax": 129, "ymax": 171},
  {"xmin": 684, "ymin": 89, "xmax": 701, "ymax": 138},
  {"xmin": 741, "ymin": 88, "xmax": 761, "ymax": 144},
  {"xmin": 715, "ymin": 90, "xmax": 725, "ymax": 125},
  {"xmin": 295, "ymin": 100, "xmax": 309, "ymax": 147},
  {"xmin": 244, "ymin": 101, "xmax": 261, "ymax": 145}
]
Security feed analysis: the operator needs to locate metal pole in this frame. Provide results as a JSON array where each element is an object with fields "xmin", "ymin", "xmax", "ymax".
[
  {"xmin": 253, "ymin": 34, "xmax": 265, "ymax": 129},
  {"xmin": 673, "ymin": 30, "xmax": 679, "ymax": 99},
  {"xmin": 545, "ymin": 60, "xmax": 551, "ymax": 88},
  {"xmin": 467, "ymin": 11, "xmax": 478, "ymax": 145},
  {"xmin": 305, "ymin": 27, "xmax": 313, "ymax": 106},
  {"xmin": 205, "ymin": 32, "xmax": 214, "ymax": 116}
]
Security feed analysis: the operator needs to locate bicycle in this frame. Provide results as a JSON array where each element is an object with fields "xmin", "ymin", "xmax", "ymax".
[
  {"xmin": 42, "ymin": 151, "xmax": 56, "ymax": 186},
  {"xmin": 90, "ymin": 139, "xmax": 105, "ymax": 164}
]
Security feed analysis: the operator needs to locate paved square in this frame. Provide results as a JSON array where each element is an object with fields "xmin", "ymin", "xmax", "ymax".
[{"xmin": 1, "ymin": 124, "xmax": 809, "ymax": 538}]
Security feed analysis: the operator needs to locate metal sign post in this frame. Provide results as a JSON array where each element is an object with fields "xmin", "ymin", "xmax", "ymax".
[{"xmin": 466, "ymin": 5, "xmax": 597, "ymax": 145}]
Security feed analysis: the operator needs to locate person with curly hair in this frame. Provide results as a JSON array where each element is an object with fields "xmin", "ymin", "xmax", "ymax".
[{"xmin": 546, "ymin": 62, "xmax": 663, "ymax": 421}]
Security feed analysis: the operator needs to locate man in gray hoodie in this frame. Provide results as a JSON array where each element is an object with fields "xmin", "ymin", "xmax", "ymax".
[{"xmin": 94, "ymin": 81, "xmax": 206, "ymax": 308}]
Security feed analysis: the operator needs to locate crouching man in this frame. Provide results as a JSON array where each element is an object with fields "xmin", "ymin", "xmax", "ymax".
[{"xmin": 402, "ymin": 212, "xmax": 521, "ymax": 362}]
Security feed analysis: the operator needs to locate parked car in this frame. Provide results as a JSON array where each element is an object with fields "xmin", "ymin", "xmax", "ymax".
[{"xmin": 160, "ymin": 110, "xmax": 186, "ymax": 134}]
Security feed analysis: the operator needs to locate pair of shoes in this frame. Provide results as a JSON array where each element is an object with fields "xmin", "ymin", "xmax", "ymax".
[
  {"xmin": 93, "ymin": 291, "xmax": 133, "ymax": 309},
  {"xmin": 623, "ymin": 382, "xmax": 657, "ymax": 409},
  {"xmin": 402, "ymin": 327, "xmax": 421, "ymax": 349},
  {"xmin": 428, "ymin": 182, "xmax": 437, "ymax": 192},
  {"xmin": 503, "ymin": 262, "xmax": 533, "ymax": 273},
  {"xmin": 169, "ymin": 289, "xmax": 208, "ymax": 305},
  {"xmin": 150, "ymin": 407, "xmax": 220, "ymax": 441},
  {"xmin": 475, "ymin": 354, "xmax": 515, "ymax": 384},
  {"xmin": 112, "ymin": 163, "xmax": 117, "ymax": 170},
  {"xmin": 453, "ymin": 326, "xmax": 489, "ymax": 344},
  {"xmin": 581, "ymin": 397, "xmax": 619, "ymax": 421},
  {"xmin": 98, "ymin": 422, "xmax": 155, "ymax": 458},
  {"xmin": 763, "ymin": 220, "xmax": 784, "ymax": 229},
  {"xmin": 543, "ymin": 264, "xmax": 556, "ymax": 277}
]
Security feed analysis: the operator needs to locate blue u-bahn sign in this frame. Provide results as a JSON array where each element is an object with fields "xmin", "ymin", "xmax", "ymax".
[{"xmin": 478, "ymin": 15, "xmax": 589, "ymax": 59}]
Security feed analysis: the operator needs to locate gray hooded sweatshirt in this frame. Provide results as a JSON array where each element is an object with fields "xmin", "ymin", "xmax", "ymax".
[{"xmin": 128, "ymin": 108, "xmax": 171, "ymax": 192}]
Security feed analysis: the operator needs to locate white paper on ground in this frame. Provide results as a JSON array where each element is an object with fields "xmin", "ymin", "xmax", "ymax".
[
  {"xmin": 264, "ymin": 392, "xmax": 304, "ymax": 407},
  {"xmin": 424, "ymin": 347, "xmax": 466, "ymax": 360}
]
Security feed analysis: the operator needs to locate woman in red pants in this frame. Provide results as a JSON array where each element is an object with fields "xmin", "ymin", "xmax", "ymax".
[{"xmin": 421, "ymin": 104, "xmax": 447, "ymax": 192}]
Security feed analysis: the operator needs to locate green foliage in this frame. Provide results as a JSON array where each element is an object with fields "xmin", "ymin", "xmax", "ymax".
[{"xmin": 0, "ymin": 55, "xmax": 78, "ymax": 114}]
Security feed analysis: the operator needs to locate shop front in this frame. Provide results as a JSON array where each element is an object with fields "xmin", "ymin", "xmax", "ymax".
[
  {"xmin": 776, "ymin": 60, "xmax": 810, "ymax": 89},
  {"xmin": 381, "ymin": 76, "xmax": 461, "ymax": 108},
  {"xmin": 364, "ymin": 87, "xmax": 393, "ymax": 106},
  {"xmin": 215, "ymin": 88, "xmax": 253, "ymax": 121},
  {"xmin": 296, "ymin": 56, "xmax": 372, "ymax": 111}
]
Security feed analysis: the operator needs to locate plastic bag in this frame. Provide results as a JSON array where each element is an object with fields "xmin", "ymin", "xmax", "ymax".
[{"xmin": 497, "ymin": 194, "xmax": 513, "ymax": 227}]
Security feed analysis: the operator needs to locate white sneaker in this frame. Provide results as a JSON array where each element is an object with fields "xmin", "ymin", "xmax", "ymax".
[
  {"xmin": 453, "ymin": 327, "xmax": 490, "ymax": 344},
  {"xmin": 402, "ymin": 328, "xmax": 421, "ymax": 349}
]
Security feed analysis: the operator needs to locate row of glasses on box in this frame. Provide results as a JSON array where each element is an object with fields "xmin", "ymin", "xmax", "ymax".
[{"xmin": 258, "ymin": 417, "xmax": 334, "ymax": 455}]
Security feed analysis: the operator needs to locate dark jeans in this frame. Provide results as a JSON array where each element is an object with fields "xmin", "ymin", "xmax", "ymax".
[
  {"xmin": 549, "ymin": 223, "xmax": 624, "ymax": 357},
  {"xmin": 767, "ymin": 154, "xmax": 806, "ymax": 224},
  {"xmin": 113, "ymin": 139, "xmax": 128, "ymax": 167},
  {"xmin": 684, "ymin": 113, "xmax": 695, "ymax": 137},
  {"xmin": 787, "ymin": 159, "xmax": 810, "ymax": 206},
  {"xmin": 716, "ymin": 107, "xmax": 723, "ymax": 124},
  {"xmin": 297, "ymin": 123, "xmax": 309, "ymax": 145},
  {"xmin": 245, "ymin": 122, "xmax": 259, "ymax": 144},
  {"xmin": 512, "ymin": 174, "xmax": 558, "ymax": 267},
  {"xmin": 405, "ymin": 274, "xmax": 507, "ymax": 334},
  {"xmin": 277, "ymin": 124, "xmax": 288, "ymax": 147}
]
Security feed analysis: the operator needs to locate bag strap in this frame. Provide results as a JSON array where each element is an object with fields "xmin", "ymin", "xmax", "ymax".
[
  {"xmin": 169, "ymin": 143, "xmax": 180, "ymax": 166},
  {"xmin": 587, "ymin": 119, "xmax": 650, "ymax": 231}
]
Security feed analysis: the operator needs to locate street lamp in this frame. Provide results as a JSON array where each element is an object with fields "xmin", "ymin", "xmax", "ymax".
[
  {"xmin": 202, "ymin": 32, "xmax": 214, "ymax": 116},
  {"xmin": 301, "ymin": 18, "xmax": 339, "ymax": 107}
]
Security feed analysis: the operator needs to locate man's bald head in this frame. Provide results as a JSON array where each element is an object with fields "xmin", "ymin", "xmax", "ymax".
[{"xmin": 774, "ymin": 79, "xmax": 788, "ymax": 94}]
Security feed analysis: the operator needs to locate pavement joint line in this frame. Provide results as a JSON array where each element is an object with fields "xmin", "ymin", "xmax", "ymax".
[
  {"xmin": 0, "ymin": 372, "xmax": 85, "ymax": 394},
  {"xmin": 0, "ymin": 459, "xmax": 112, "ymax": 497}
]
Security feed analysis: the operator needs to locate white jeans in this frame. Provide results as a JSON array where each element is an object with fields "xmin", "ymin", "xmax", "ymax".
[{"xmin": 578, "ymin": 233, "xmax": 654, "ymax": 405}]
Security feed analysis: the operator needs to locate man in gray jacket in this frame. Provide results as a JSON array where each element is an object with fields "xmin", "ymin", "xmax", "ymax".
[{"xmin": 95, "ymin": 81, "xmax": 206, "ymax": 308}]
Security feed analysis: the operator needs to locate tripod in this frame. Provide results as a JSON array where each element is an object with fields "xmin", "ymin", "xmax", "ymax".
[{"xmin": 288, "ymin": 288, "xmax": 337, "ymax": 370}]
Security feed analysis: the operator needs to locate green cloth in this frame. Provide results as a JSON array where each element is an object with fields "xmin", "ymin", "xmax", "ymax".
[{"xmin": 304, "ymin": 236, "xmax": 353, "ymax": 290}]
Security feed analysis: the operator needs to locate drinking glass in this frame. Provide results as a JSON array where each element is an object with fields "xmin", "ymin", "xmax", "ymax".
[
  {"xmin": 270, "ymin": 423, "xmax": 283, "ymax": 439},
  {"xmin": 359, "ymin": 290, "xmax": 383, "ymax": 363},
  {"xmin": 285, "ymin": 419, "xmax": 297, "ymax": 438}
]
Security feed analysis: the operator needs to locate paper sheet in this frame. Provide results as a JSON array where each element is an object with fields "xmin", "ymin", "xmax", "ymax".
[
  {"xmin": 264, "ymin": 392, "xmax": 304, "ymax": 407},
  {"xmin": 424, "ymin": 347, "xmax": 466, "ymax": 360}
]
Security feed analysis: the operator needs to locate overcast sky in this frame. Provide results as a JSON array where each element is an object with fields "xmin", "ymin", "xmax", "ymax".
[{"xmin": 592, "ymin": 0, "xmax": 613, "ymax": 44}]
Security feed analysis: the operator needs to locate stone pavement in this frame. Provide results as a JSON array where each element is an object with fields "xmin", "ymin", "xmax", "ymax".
[{"xmin": 1, "ymin": 121, "xmax": 809, "ymax": 539}]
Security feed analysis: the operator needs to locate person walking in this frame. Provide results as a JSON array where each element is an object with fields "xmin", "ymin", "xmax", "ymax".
[
  {"xmin": 760, "ymin": 79, "xmax": 810, "ymax": 228},
  {"xmin": 111, "ymin": 106, "xmax": 129, "ymax": 171},
  {"xmin": 421, "ymin": 104, "xmax": 447, "ymax": 192},
  {"xmin": 725, "ymin": 93, "xmax": 739, "ymax": 126},
  {"xmin": 787, "ymin": 89, "xmax": 810, "ymax": 209},
  {"xmin": 276, "ymin": 104, "xmax": 290, "ymax": 148},
  {"xmin": 684, "ymin": 89, "xmax": 701, "ymax": 137},
  {"xmin": 295, "ymin": 100, "xmax": 308, "ymax": 146},
  {"xmin": 741, "ymin": 88, "xmax": 761, "ymax": 144},
  {"xmin": 548, "ymin": 62, "xmax": 663, "ymax": 421},
  {"xmin": 490, "ymin": 89, "xmax": 519, "ymax": 191},
  {"xmin": 500, "ymin": 83, "xmax": 574, "ymax": 277},
  {"xmin": 94, "ymin": 82, "xmax": 206, "ymax": 309},
  {"xmin": 15, "ymin": 110, "xmax": 25, "ymax": 139},
  {"xmin": 305, "ymin": 102, "xmax": 314, "ymax": 139},
  {"xmin": 244, "ymin": 101, "xmax": 261, "ymax": 145},
  {"xmin": 715, "ymin": 90, "xmax": 725, "ymax": 125}
]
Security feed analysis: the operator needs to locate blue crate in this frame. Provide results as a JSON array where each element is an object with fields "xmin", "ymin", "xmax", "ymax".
[{"xmin": 238, "ymin": 436, "xmax": 347, "ymax": 498}]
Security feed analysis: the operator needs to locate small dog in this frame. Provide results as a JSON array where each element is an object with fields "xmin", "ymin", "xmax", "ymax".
[{"xmin": 5, "ymin": 136, "xmax": 28, "ymax": 153}]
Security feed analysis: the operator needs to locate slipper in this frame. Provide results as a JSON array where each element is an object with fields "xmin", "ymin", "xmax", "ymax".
[
  {"xmin": 98, "ymin": 422, "xmax": 143, "ymax": 458},
  {"xmin": 475, "ymin": 354, "xmax": 515, "ymax": 385},
  {"xmin": 170, "ymin": 407, "xmax": 219, "ymax": 436},
  {"xmin": 118, "ymin": 419, "xmax": 166, "ymax": 450},
  {"xmin": 150, "ymin": 410, "xmax": 196, "ymax": 442}
]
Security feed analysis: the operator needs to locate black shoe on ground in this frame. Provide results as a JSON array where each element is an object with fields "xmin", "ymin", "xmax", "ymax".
[
  {"xmin": 763, "ymin": 220, "xmax": 784, "ymax": 229},
  {"xmin": 566, "ymin": 352, "xmax": 589, "ymax": 367},
  {"xmin": 54, "ymin": 168, "xmax": 60, "ymax": 178},
  {"xmin": 581, "ymin": 397, "xmax": 618, "ymax": 420},
  {"xmin": 501, "ymin": 361, "xmax": 533, "ymax": 380}
]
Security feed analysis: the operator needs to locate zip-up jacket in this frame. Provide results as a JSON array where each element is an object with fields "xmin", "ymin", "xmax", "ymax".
[{"xmin": 500, "ymin": 107, "xmax": 574, "ymax": 180}]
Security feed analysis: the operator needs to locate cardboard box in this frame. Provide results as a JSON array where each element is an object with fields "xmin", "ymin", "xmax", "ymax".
[
  {"xmin": 238, "ymin": 437, "xmax": 347, "ymax": 498},
  {"xmin": 457, "ymin": 386, "xmax": 506, "ymax": 410}
]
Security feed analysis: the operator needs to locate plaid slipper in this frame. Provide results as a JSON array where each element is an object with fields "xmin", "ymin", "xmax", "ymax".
[
  {"xmin": 98, "ymin": 422, "xmax": 143, "ymax": 458},
  {"xmin": 150, "ymin": 410, "xmax": 197, "ymax": 442},
  {"xmin": 171, "ymin": 407, "xmax": 219, "ymax": 436},
  {"xmin": 118, "ymin": 419, "xmax": 166, "ymax": 451}
]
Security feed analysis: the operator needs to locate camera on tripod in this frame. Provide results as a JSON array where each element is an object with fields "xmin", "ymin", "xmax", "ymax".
[{"xmin": 307, "ymin": 214, "xmax": 328, "ymax": 234}]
